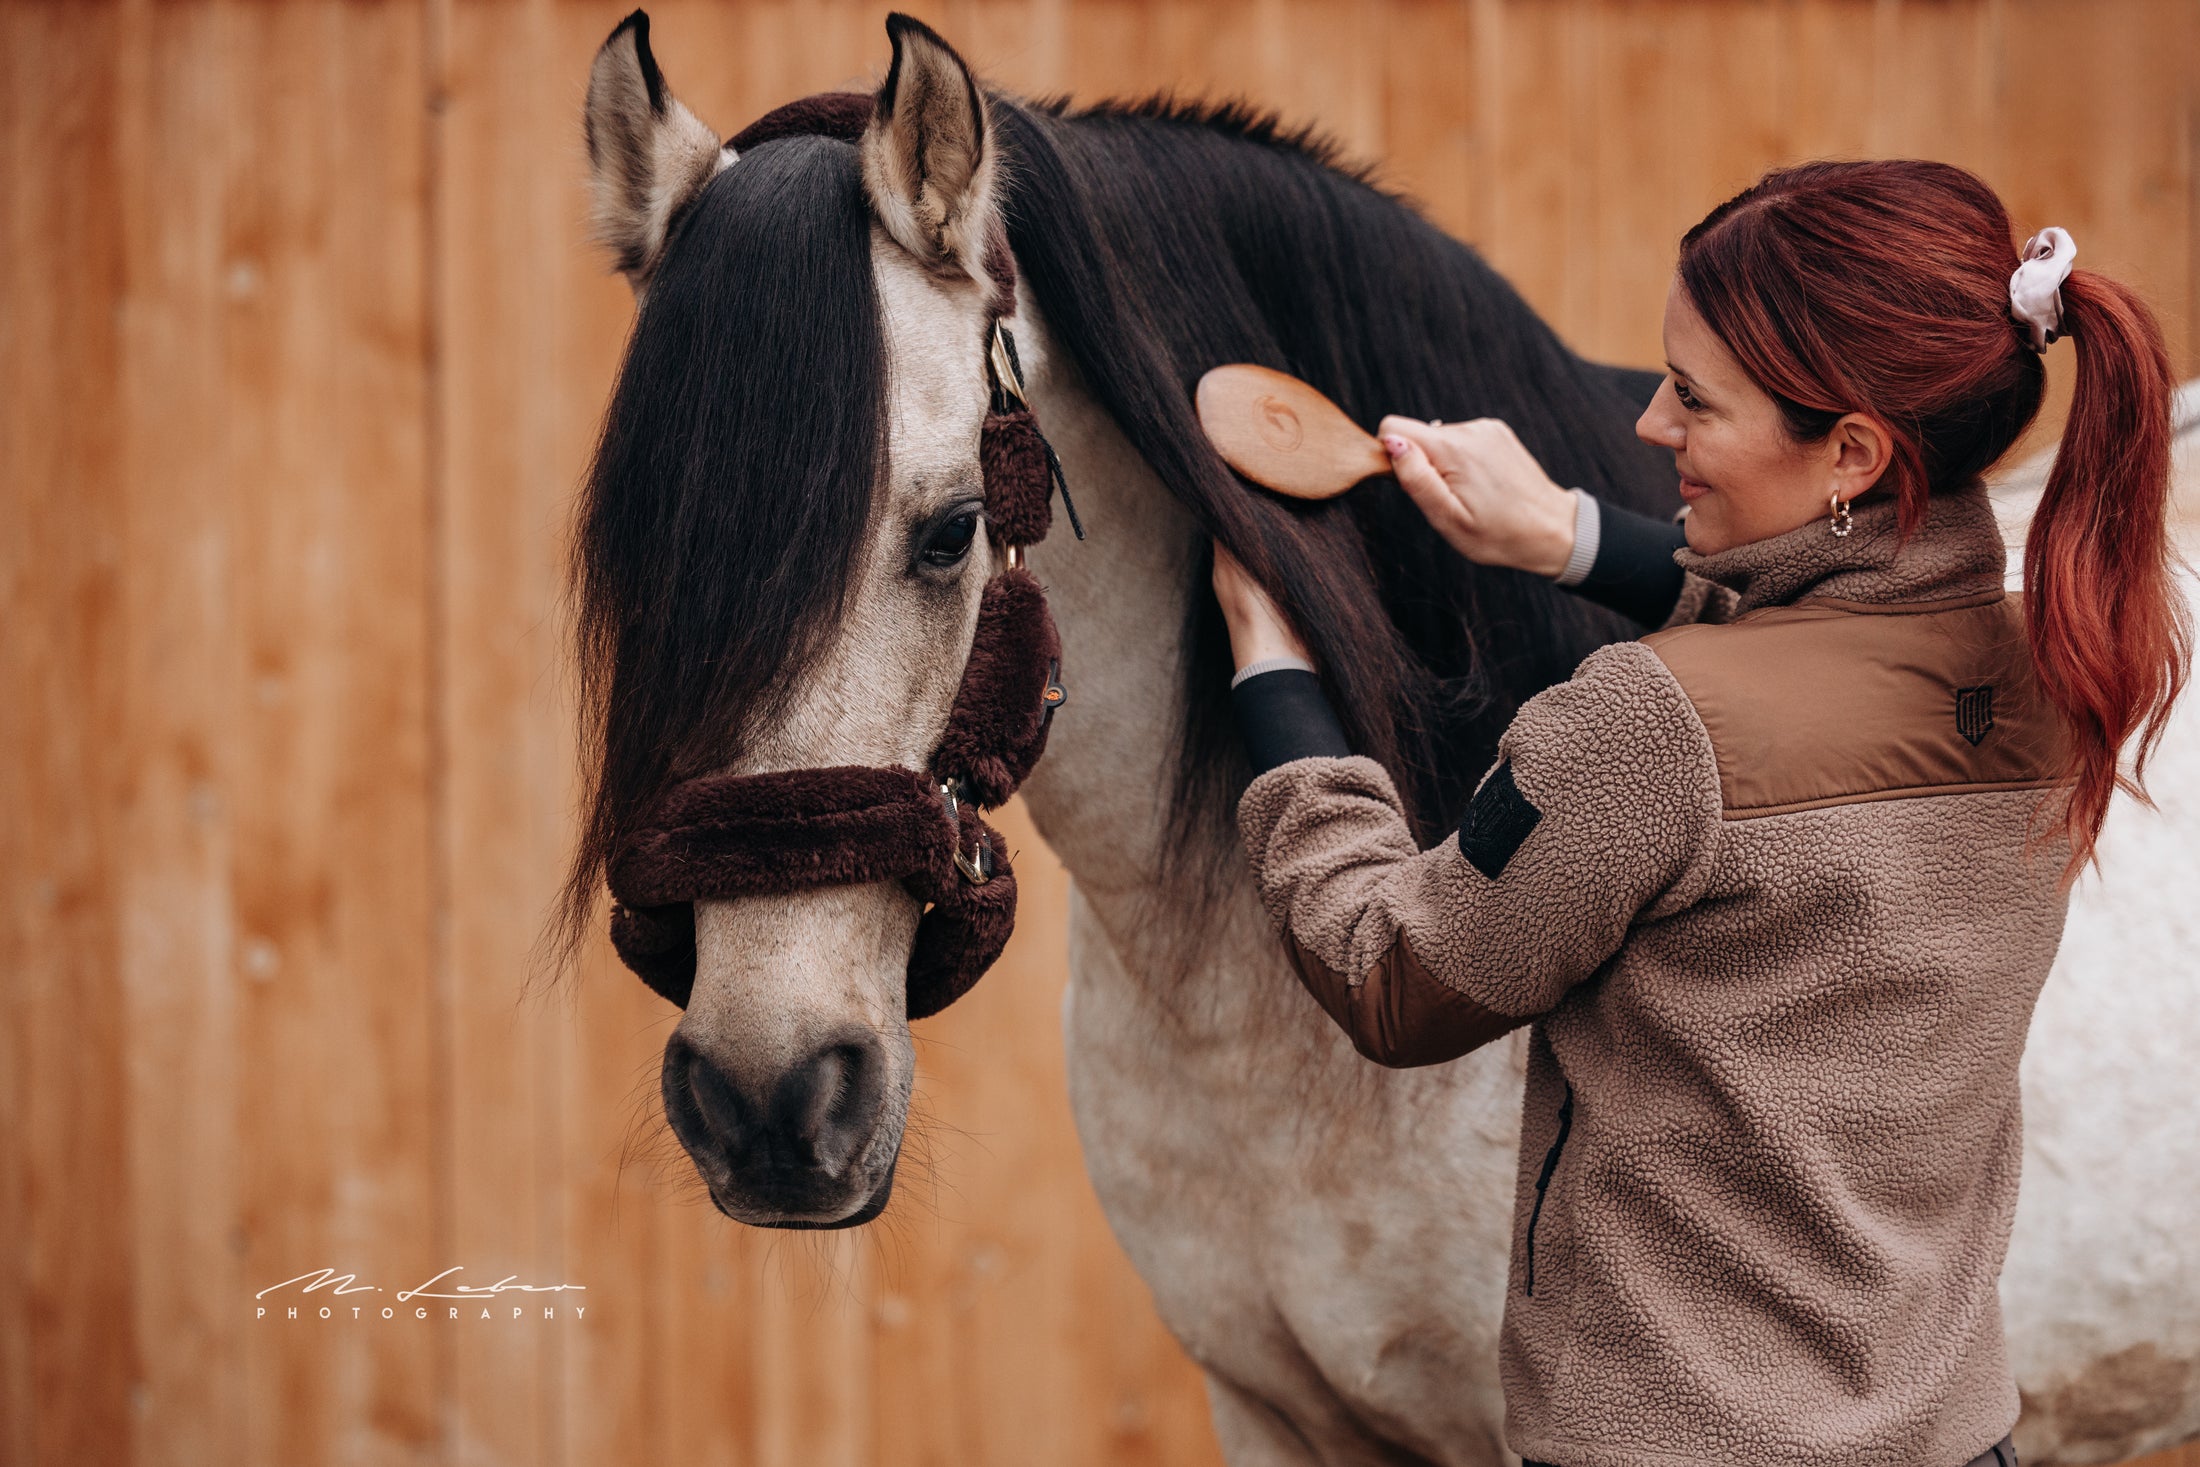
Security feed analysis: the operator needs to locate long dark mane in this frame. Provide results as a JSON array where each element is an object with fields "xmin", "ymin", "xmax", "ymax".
[
  {"xmin": 992, "ymin": 97, "xmax": 1676, "ymax": 857},
  {"xmin": 554, "ymin": 135, "xmax": 884, "ymax": 968},
  {"xmin": 556, "ymin": 92, "xmax": 1680, "ymax": 969}
]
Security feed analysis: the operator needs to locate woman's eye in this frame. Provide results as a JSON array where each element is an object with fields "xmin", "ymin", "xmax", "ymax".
[
  {"xmin": 1674, "ymin": 380, "xmax": 1705, "ymax": 412},
  {"xmin": 921, "ymin": 509, "xmax": 981, "ymax": 567}
]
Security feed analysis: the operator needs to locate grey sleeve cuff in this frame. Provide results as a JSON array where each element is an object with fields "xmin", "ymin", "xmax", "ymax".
[
  {"xmin": 1552, "ymin": 487, "xmax": 1601, "ymax": 587},
  {"xmin": 1552, "ymin": 491, "xmax": 1689, "ymax": 627},
  {"xmin": 1230, "ymin": 655, "xmax": 1319, "ymax": 690}
]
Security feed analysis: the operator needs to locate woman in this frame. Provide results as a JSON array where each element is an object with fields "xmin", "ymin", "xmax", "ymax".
[{"xmin": 1211, "ymin": 161, "xmax": 2188, "ymax": 1467}]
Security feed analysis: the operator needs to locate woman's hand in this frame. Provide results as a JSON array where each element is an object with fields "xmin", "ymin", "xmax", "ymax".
[
  {"xmin": 1211, "ymin": 543, "xmax": 1313, "ymax": 673},
  {"xmin": 1377, "ymin": 416, "xmax": 1579, "ymax": 577}
]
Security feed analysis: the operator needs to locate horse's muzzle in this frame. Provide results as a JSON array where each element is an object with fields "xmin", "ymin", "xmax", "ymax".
[{"xmin": 662, "ymin": 1027, "xmax": 899, "ymax": 1228}]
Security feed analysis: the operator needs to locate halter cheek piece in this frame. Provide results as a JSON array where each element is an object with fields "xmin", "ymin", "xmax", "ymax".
[{"xmin": 605, "ymin": 94, "xmax": 1080, "ymax": 1019}]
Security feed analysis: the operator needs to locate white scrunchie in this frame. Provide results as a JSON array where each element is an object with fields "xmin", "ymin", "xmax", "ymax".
[{"xmin": 2009, "ymin": 227, "xmax": 2077, "ymax": 351}]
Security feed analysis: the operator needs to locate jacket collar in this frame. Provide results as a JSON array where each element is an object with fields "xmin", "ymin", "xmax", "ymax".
[{"xmin": 1673, "ymin": 480, "xmax": 2008, "ymax": 616}]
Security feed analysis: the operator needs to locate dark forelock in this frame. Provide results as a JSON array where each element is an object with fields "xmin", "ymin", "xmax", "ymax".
[{"xmin": 557, "ymin": 134, "xmax": 885, "ymax": 967}]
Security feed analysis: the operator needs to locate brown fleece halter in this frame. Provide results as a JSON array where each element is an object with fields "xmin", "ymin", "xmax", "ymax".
[{"xmin": 606, "ymin": 94, "xmax": 1080, "ymax": 1019}]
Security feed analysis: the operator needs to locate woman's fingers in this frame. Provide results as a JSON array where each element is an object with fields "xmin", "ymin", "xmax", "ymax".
[
  {"xmin": 1377, "ymin": 414, "xmax": 1576, "ymax": 575},
  {"xmin": 1380, "ymin": 432, "xmax": 1452, "ymax": 509},
  {"xmin": 1374, "ymin": 418, "xmax": 1456, "ymax": 495},
  {"xmin": 1384, "ymin": 434, "xmax": 1478, "ymax": 555},
  {"xmin": 1209, "ymin": 539, "xmax": 1314, "ymax": 669},
  {"xmin": 1211, "ymin": 540, "xmax": 1246, "ymax": 594},
  {"xmin": 1210, "ymin": 542, "xmax": 1264, "ymax": 623},
  {"xmin": 1376, "ymin": 415, "xmax": 1447, "ymax": 465},
  {"xmin": 1212, "ymin": 543, "xmax": 1279, "ymax": 622}
]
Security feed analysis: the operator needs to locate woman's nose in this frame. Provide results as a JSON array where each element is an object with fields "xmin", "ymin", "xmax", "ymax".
[{"xmin": 1635, "ymin": 398, "xmax": 1685, "ymax": 451}]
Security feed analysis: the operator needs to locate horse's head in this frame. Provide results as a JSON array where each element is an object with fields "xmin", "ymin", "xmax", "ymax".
[{"xmin": 572, "ymin": 12, "xmax": 1025, "ymax": 1227}]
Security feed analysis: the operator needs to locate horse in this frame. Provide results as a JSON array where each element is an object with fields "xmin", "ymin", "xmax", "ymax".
[{"xmin": 562, "ymin": 13, "xmax": 2200, "ymax": 1464}]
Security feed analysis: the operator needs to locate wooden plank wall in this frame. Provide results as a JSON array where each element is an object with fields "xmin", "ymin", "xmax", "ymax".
[{"xmin": 3, "ymin": 2, "xmax": 2194, "ymax": 1465}]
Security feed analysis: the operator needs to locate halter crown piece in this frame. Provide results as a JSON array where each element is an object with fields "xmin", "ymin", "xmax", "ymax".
[
  {"xmin": 605, "ymin": 93, "xmax": 1079, "ymax": 1019},
  {"xmin": 2009, "ymin": 226, "xmax": 2076, "ymax": 352}
]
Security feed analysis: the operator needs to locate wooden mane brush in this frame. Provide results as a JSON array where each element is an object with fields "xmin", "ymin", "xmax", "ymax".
[{"xmin": 1195, "ymin": 364, "xmax": 1392, "ymax": 499}]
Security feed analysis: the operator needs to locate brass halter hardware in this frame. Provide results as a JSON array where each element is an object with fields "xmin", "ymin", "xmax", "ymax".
[
  {"xmin": 988, "ymin": 320, "xmax": 1066, "ymax": 571},
  {"xmin": 990, "ymin": 320, "xmax": 1029, "ymax": 584},
  {"xmin": 936, "ymin": 778, "xmax": 996, "ymax": 886},
  {"xmin": 989, "ymin": 321, "xmax": 1028, "ymax": 409}
]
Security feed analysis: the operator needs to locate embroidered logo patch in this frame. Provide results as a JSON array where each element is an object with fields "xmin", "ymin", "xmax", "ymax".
[
  {"xmin": 1457, "ymin": 760, "xmax": 1543, "ymax": 879},
  {"xmin": 1955, "ymin": 685, "xmax": 1995, "ymax": 747}
]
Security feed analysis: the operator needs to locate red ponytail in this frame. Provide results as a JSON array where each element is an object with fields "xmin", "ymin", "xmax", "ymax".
[
  {"xmin": 1677, "ymin": 160, "xmax": 2190, "ymax": 881},
  {"xmin": 2023, "ymin": 270, "xmax": 2191, "ymax": 877}
]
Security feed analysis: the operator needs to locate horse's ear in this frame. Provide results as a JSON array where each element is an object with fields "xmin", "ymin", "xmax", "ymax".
[
  {"xmin": 583, "ymin": 10, "xmax": 727, "ymax": 296},
  {"xmin": 861, "ymin": 13, "xmax": 997, "ymax": 288}
]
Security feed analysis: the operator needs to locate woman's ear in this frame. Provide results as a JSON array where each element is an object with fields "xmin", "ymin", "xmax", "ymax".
[{"xmin": 1829, "ymin": 412, "xmax": 1895, "ymax": 500}]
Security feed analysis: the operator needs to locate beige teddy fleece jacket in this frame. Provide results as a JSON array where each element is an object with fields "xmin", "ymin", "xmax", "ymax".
[{"xmin": 1236, "ymin": 482, "xmax": 2075, "ymax": 1467}]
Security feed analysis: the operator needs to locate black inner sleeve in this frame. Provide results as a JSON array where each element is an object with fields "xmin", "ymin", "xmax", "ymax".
[
  {"xmin": 1232, "ymin": 669, "xmax": 1352, "ymax": 775},
  {"xmin": 1575, "ymin": 498, "xmax": 1688, "ymax": 628}
]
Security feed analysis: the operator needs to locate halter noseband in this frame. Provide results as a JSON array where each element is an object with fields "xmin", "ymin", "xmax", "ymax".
[{"xmin": 605, "ymin": 94, "xmax": 1079, "ymax": 1019}]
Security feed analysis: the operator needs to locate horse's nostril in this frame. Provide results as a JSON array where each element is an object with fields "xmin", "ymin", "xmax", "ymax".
[
  {"xmin": 773, "ymin": 1036, "xmax": 884, "ymax": 1174},
  {"xmin": 662, "ymin": 1027, "xmax": 888, "ymax": 1194},
  {"xmin": 676, "ymin": 1038, "xmax": 753, "ymax": 1163}
]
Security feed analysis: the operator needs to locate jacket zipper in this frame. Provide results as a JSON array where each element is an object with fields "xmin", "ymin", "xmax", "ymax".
[{"xmin": 1522, "ymin": 1079, "xmax": 1574, "ymax": 1297}]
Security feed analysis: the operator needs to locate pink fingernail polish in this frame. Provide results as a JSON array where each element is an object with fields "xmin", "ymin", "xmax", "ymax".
[{"xmin": 1382, "ymin": 435, "xmax": 1408, "ymax": 455}]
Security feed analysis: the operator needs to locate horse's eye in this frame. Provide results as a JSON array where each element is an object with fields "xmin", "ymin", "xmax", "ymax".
[{"xmin": 921, "ymin": 509, "xmax": 981, "ymax": 567}]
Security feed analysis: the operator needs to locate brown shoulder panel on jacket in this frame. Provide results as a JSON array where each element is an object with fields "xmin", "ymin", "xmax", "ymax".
[
  {"xmin": 1641, "ymin": 591, "xmax": 2072, "ymax": 818},
  {"xmin": 1281, "ymin": 929, "xmax": 1526, "ymax": 1068}
]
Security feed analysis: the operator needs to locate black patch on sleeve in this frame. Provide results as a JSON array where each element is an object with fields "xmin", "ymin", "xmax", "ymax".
[{"xmin": 1456, "ymin": 761, "xmax": 1543, "ymax": 879}]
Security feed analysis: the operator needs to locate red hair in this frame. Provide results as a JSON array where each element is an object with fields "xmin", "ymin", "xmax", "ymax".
[{"xmin": 1677, "ymin": 159, "xmax": 2190, "ymax": 882}]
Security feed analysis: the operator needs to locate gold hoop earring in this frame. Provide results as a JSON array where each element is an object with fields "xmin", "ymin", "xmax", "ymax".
[{"xmin": 1829, "ymin": 492, "xmax": 1853, "ymax": 539}]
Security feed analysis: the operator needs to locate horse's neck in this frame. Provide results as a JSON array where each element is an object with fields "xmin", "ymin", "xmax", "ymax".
[{"xmin": 1010, "ymin": 306, "xmax": 1275, "ymax": 1008}]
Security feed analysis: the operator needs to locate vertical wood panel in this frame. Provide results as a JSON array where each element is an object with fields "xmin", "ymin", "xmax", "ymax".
[
  {"xmin": 218, "ymin": 5, "xmax": 439, "ymax": 1464},
  {"xmin": 436, "ymin": 0, "xmax": 573, "ymax": 1461},
  {"xmin": 1471, "ymin": 0, "xmax": 1598, "ymax": 342},
  {"xmin": 114, "ymin": 5, "xmax": 244, "ymax": 1463},
  {"xmin": 1377, "ymin": 0, "xmax": 1474, "ymax": 242},
  {"xmin": 1, "ymin": 7, "xmax": 135, "ymax": 1466},
  {"xmin": 1581, "ymin": 0, "xmax": 1684, "ymax": 364},
  {"xmin": 3, "ymin": 3, "xmax": 2196, "ymax": 1465},
  {"xmin": 1998, "ymin": 0, "xmax": 2197, "ymax": 459}
]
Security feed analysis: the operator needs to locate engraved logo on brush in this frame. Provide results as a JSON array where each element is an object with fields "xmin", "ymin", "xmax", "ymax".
[{"xmin": 1255, "ymin": 394, "xmax": 1304, "ymax": 452}]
